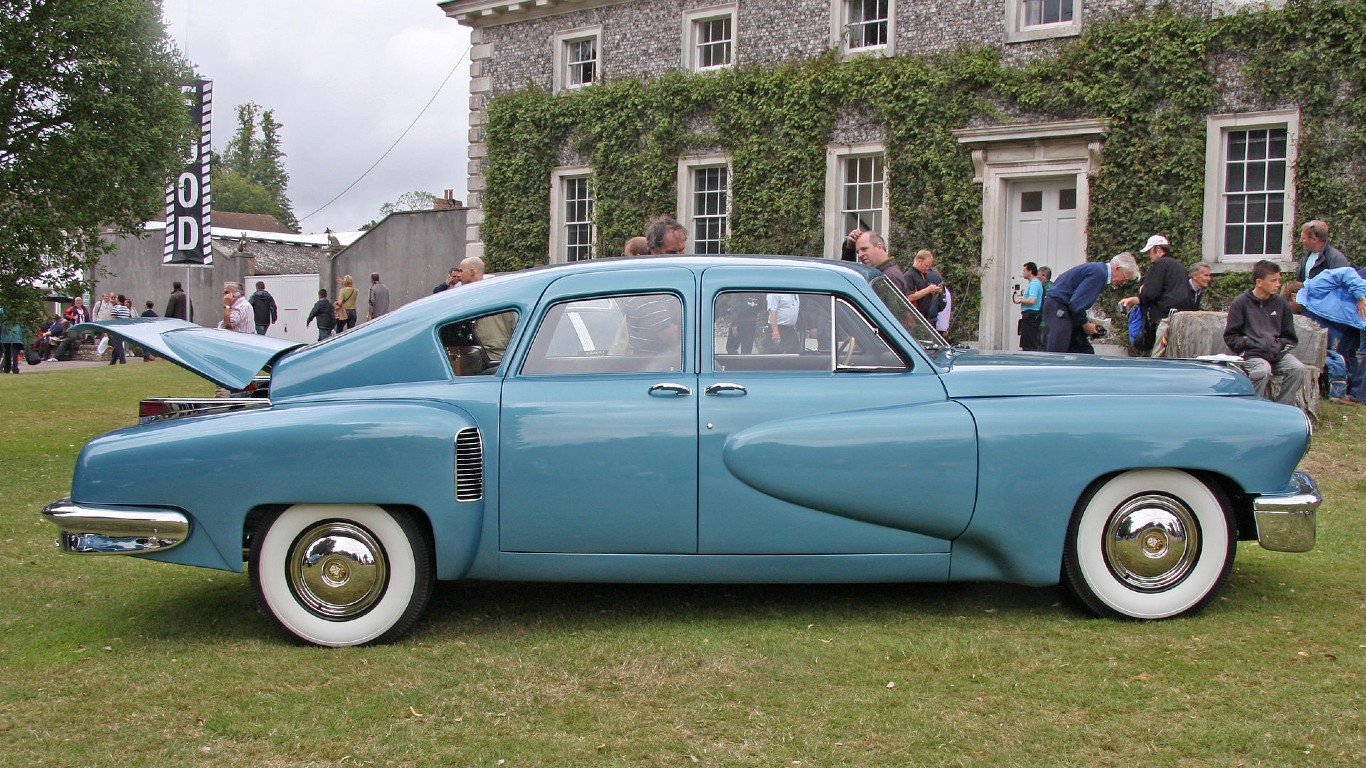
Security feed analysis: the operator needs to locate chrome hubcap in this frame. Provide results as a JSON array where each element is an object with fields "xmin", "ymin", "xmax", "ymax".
[
  {"xmin": 1103, "ymin": 494, "xmax": 1200, "ymax": 591},
  {"xmin": 288, "ymin": 521, "xmax": 388, "ymax": 620}
]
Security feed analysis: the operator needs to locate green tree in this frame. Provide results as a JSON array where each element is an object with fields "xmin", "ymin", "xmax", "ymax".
[
  {"xmin": 362, "ymin": 190, "xmax": 437, "ymax": 229},
  {"xmin": 214, "ymin": 102, "xmax": 297, "ymax": 230},
  {"xmin": 0, "ymin": 0, "xmax": 191, "ymax": 323}
]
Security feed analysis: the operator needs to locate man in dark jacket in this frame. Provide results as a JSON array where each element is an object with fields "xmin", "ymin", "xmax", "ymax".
[
  {"xmin": 164, "ymin": 281, "xmax": 190, "ymax": 321},
  {"xmin": 1119, "ymin": 235, "xmax": 1189, "ymax": 355},
  {"xmin": 305, "ymin": 289, "xmax": 336, "ymax": 341},
  {"xmin": 1224, "ymin": 260, "xmax": 1310, "ymax": 406},
  {"xmin": 248, "ymin": 281, "xmax": 278, "ymax": 336},
  {"xmin": 1297, "ymin": 220, "xmax": 1349, "ymax": 282}
]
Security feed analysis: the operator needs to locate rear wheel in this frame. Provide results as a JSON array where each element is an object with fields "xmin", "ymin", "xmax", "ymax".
[
  {"xmin": 1063, "ymin": 470, "xmax": 1235, "ymax": 619},
  {"xmin": 249, "ymin": 504, "xmax": 434, "ymax": 646}
]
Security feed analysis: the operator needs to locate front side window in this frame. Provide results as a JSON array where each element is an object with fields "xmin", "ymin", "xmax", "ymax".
[
  {"xmin": 715, "ymin": 292, "xmax": 907, "ymax": 372},
  {"xmin": 522, "ymin": 294, "xmax": 683, "ymax": 375}
]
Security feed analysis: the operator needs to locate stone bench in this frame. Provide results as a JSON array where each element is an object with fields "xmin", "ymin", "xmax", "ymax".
[{"xmin": 1164, "ymin": 310, "xmax": 1326, "ymax": 413}]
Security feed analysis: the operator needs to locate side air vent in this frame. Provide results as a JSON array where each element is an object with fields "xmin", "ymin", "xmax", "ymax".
[{"xmin": 454, "ymin": 428, "xmax": 484, "ymax": 502}]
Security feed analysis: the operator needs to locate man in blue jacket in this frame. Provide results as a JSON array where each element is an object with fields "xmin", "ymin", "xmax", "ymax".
[
  {"xmin": 1290, "ymin": 266, "xmax": 1366, "ymax": 403},
  {"xmin": 1042, "ymin": 253, "xmax": 1141, "ymax": 353}
]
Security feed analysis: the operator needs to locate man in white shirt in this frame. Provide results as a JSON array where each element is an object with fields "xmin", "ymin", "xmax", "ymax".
[
  {"xmin": 220, "ymin": 283, "xmax": 253, "ymax": 334},
  {"xmin": 767, "ymin": 293, "xmax": 801, "ymax": 353}
]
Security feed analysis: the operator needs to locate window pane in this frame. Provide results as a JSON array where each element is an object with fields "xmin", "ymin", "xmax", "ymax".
[
  {"xmin": 1021, "ymin": 191, "xmax": 1043, "ymax": 212},
  {"xmin": 1221, "ymin": 127, "xmax": 1288, "ymax": 258},
  {"xmin": 563, "ymin": 177, "xmax": 595, "ymax": 262},
  {"xmin": 1058, "ymin": 188, "xmax": 1077, "ymax": 210},
  {"xmin": 692, "ymin": 166, "xmax": 729, "ymax": 255},
  {"xmin": 696, "ymin": 17, "xmax": 732, "ymax": 69},
  {"xmin": 841, "ymin": 155, "xmax": 884, "ymax": 236},
  {"xmin": 523, "ymin": 295, "xmax": 682, "ymax": 375},
  {"xmin": 847, "ymin": 0, "xmax": 889, "ymax": 49}
]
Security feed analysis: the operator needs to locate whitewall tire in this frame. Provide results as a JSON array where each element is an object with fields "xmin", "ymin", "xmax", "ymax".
[
  {"xmin": 249, "ymin": 504, "xmax": 434, "ymax": 647},
  {"xmin": 1063, "ymin": 470, "xmax": 1235, "ymax": 620}
]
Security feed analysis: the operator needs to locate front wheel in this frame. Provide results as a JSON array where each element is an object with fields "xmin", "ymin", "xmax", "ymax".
[
  {"xmin": 1063, "ymin": 470, "xmax": 1235, "ymax": 620},
  {"xmin": 249, "ymin": 504, "xmax": 434, "ymax": 646}
]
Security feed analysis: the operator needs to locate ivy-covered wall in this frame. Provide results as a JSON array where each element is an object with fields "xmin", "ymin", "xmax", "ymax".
[{"xmin": 482, "ymin": 2, "xmax": 1366, "ymax": 339}]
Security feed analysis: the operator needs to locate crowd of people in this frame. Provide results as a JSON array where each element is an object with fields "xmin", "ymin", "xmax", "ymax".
[{"xmin": 5, "ymin": 218, "xmax": 1362, "ymax": 408}]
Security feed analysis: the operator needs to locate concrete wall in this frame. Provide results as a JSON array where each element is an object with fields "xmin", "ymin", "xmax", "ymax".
[
  {"xmin": 327, "ymin": 208, "xmax": 469, "ymax": 312},
  {"xmin": 95, "ymin": 207, "xmax": 468, "ymax": 327},
  {"xmin": 96, "ymin": 231, "xmax": 254, "ymax": 326}
]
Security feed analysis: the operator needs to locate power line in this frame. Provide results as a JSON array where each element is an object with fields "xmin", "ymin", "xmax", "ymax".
[{"xmin": 298, "ymin": 43, "xmax": 471, "ymax": 225}]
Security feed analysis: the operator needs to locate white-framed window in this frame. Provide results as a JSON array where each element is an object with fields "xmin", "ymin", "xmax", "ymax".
[
  {"xmin": 824, "ymin": 142, "xmax": 888, "ymax": 257},
  {"xmin": 830, "ymin": 0, "xmax": 896, "ymax": 57},
  {"xmin": 1005, "ymin": 0, "xmax": 1082, "ymax": 43},
  {"xmin": 678, "ymin": 156, "xmax": 731, "ymax": 254},
  {"xmin": 1202, "ymin": 109, "xmax": 1300, "ymax": 265},
  {"xmin": 683, "ymin": 5, "xmax": 736, "ymax": 72},
  {"xmin": 549, "ymin": 167, "xmax": 595, "ymax": 264},
  {"xmin": 553, "ymin": 27, "xmax": 601, "ymax": 92}
]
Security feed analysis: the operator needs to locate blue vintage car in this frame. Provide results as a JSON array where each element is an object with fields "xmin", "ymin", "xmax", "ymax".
[{"xmin": 44, "ymin": 256, "xmax": 1320, "ymax": 646}]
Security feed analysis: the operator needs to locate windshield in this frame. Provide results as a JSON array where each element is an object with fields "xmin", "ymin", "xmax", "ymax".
[{"xmin": 869, "ymin": 276, "xmax": 950, "ymax": 353}]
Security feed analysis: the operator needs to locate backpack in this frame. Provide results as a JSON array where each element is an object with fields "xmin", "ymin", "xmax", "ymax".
[
  {"xmin": 1323, "ymin": 349, "xmax": 1348, "ymax": 399},
  {"xmin": 1127, "ymin": 305, "xmax": 1145, "ymax": 345}
]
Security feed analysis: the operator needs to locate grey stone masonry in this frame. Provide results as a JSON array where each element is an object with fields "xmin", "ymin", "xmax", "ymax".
[{"xmin": 442, "ymin": 0, "xmax": 1253, "ymax": 259}]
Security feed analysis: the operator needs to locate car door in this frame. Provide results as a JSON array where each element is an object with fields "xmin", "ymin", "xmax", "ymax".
[
  {"xmin": 498, "ymin": 268, "xmax": 699, "ymax": 554},
  {"xmin": 699, "ymin": 266, "xmax": 977, "ymax": 554}
]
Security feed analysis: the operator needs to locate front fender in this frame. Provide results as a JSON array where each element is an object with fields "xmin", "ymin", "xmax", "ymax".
[
  {"xmin": 950, "ymin": 394, "xmax": 1311, "ymax": 585},
  {"xmin": 71, "ymin": 400, "xmax": 486, "ymax": 579}
]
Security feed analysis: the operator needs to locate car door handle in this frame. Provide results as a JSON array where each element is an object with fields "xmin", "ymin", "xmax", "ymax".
[
  {"xmin": 704, "ymin": 383, "xmax": 747, "ymax": 397},
  {"xmin": 648, "ymin": 383, "xmax": 692, "ymax": 397}
]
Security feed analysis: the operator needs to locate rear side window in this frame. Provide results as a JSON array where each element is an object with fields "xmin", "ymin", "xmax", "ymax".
[
  {"xmin": 522, "ymin": 294, "xmax": 683, "ymax": 375},
  {"xmin": 440, "ymin": 309, "xmax": 518, "ymax": 376}
]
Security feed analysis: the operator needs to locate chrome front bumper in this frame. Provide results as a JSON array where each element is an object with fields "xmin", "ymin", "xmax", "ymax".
[
  {"xmin": 43, "ymin": 499, "xmax": 190, "ymax": 555},
  {"xmin": 1252, "ymin": 471, "xmax": 1320, "ymax": 553}
]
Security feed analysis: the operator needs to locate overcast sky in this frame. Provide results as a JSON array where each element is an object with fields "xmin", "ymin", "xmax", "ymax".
[{"xmin": 160, "ymin": 0, "xmax": 472, "ymax": 234}]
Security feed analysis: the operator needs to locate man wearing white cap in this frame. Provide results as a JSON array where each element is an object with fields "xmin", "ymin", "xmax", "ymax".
[{"xmin": 1119, "ymin": 234, "xmax": 1189, "ymax": 355}]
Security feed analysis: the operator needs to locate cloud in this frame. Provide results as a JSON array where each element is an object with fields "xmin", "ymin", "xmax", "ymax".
[{"xmin": 162, "ymin": 0, "xmax": 471, "ymax": 232}]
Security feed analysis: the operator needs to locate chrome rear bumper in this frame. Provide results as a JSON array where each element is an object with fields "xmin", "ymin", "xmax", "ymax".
[
  {"xmin": 43, "ymin": 499, "xmax": 190, "ymax": 554},
  {"xmin": 1252, "ymin": 471, "xmax": 1319, "ymax": 553}
]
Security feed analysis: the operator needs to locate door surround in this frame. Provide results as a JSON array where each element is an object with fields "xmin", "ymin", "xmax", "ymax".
[{"xmin": 955, "ymin": 120, "xmax": 1108, "ymax": 350}]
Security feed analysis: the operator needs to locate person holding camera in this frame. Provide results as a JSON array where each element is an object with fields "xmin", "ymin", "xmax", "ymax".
[
  {"xmin": 1042, "ymin": 253, "xmax": 1141, "ymax": 354},
  {"xmin": 1013, "ymin": 262, "xmax": 1045, "ymax": 350},
  {"xmin": 1224, "ymin": 260, "xmax": 1310, "ymax": 406}
]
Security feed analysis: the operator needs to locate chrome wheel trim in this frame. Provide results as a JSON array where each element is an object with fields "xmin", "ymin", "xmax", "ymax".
[
  {"xmin": 287, "ymin": 521, "xmax": 388, "ymax": 620},
  {"xmin": 1102, "ymin": 494, "xmax": 1199, "ymax": 592}
]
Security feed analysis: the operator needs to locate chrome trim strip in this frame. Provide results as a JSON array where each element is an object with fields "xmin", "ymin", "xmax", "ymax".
[
  {"xmin": 42, "ymin": 499, "xmax": 190, "ymax": 554},
  {"xmin": 1252, "ymin": 471, "xmax": 1319, "ymax": 553},
  {"xmin": 139, "ymin": 397, "xmax": 269, "ymax": 424}
]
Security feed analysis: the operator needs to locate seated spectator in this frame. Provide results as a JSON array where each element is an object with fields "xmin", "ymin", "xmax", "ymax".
[
  {"xmin": 48, "ymin": 321, "xmax": 84, "ymax": 362},
  {"xmin": 1224, "ymin": 260, "xmax": 1311, "ymax": 407}
]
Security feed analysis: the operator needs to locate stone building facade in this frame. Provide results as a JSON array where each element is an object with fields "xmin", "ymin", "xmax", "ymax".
[{"xmin": 440, "ymin": 0, "xmax": 1302, "ymax": 349}]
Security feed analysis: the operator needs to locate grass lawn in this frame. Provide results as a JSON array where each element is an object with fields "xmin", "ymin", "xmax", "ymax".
[{"xmin": 1, "ymin": 363, "xmax": 1362, "ymax": 766}]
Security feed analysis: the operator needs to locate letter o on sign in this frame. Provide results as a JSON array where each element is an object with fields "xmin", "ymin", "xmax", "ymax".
[{"xmin": 177, "ymin": 172, "xmax": 200, "ymax": 207}]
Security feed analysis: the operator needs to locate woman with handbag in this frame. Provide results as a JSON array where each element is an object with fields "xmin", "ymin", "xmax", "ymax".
[{"xmin": 337, "ymin": 275, "xmax": 358, "ymax": 332}]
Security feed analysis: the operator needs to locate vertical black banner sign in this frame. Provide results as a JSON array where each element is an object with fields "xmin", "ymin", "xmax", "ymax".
[{"xmin": 164, "ymin": 79, "xmax": 213, "ymax": 265}]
